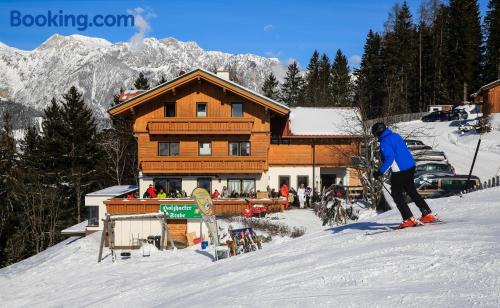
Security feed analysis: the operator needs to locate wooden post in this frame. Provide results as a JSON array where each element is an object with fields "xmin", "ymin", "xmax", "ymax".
[
  {"xmin": 108, "ymin": 220, "xmax": 116, "ymax": 262},
  {"xmin": 164, "ymin": 219, "xmax": 175, "ymax": 250},
  {"xmin": 97, "ymin": 215, "xmax": 109, "ymax": 263},
  {"xmin": 160, "ymin": 218, "xmax": 166, "ymax": 251},
  {"xmin": 496, "ymin": 176, "xmax": 500, "ymax": 187}
]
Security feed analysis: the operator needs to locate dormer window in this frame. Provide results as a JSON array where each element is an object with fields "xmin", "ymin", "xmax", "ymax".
[
  {"xmin": 164, "ymin": 102, "xmax": 176, "ymax": 117},
  {"xmin": 231, "ymin": 103, "xmax": 243, "ymax": 117},
  {"xmin": 197, "ymin": 103, "xmax": 207, "ymax": 117}
]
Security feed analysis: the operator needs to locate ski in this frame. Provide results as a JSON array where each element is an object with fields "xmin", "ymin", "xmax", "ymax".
[{"xmin": 365, "ymin": 219, "xmax": 445, "ymax": 236}]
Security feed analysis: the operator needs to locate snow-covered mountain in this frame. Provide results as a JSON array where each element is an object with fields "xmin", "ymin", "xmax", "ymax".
[{"xmin": 0, "ymin": 34, "xmax": 284, "ymax": 118}]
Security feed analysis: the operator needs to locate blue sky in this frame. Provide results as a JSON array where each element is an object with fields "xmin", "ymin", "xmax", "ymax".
[{"xmin": 0, "ymin": 0, "xmax": 489, "ymax": 68}]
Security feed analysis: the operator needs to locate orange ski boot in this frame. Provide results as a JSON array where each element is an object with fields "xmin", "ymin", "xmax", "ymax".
[
  {"xmin": 398, "ymin": 217, "xmax": 418, "ymax": 229},
  {"xmin": 420, "ymin": 213, "xmax": 438, "ymax": 223}
]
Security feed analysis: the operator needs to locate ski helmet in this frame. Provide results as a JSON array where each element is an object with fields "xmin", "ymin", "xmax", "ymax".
[{"xmin": 371, "ymin": 122, "xmax": 386, "ymax": 137}]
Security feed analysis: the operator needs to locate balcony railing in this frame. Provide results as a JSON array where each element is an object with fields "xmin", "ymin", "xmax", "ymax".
[
  {"xmin": 141, "ymin": 157, "xmax": 267, "ymax": 174},
  {"xmin": 148, "ymin": 118, "xmax": 254, "ymax": 135}
]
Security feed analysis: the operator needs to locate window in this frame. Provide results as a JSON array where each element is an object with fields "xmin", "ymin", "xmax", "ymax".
[
  {"xmin": 229, "ymin": 142, "xmax": 250, "ymax": 156},
  {"xmin": 154, "ymin": 178, "xmax": 182, "ymax": 195},
  {"xmin": 279, "ymin": 176, "xmax": 290, "ymax": 188},
  {"xmin": 197, "ymin": 103, "xmax": 207, "ymax": 117},
  {"xmin": 228, "ymin": 179, "xmax": 256, "ymax": 196},
  {"xmin": 87, "ymin": 206, "xmax": 99, "ymax": 227},
  {"xmin": 164, "ymin": 102, "xmax": 176, "ymax": 117},
  {"xmin": 159, "ymin": 142, "xmax": 179, "ymax": 156},
  {"xmin": 231, "ymin": 103, "xmax": 243, "ymax": 117},
  {"xmin": 199, "ymin": 141, "xmax": 212, "ymax": 156},
  {"xmin": 197, "ymin": 178, "xmax": 212, "ymax": 192},
  {"xmin": 297, "ymin": 176, "xmax": 309, "ymax": 188}
]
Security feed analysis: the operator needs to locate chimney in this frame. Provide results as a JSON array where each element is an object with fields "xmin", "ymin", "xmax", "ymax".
[{"xmin": 216, "ymin": 70, "xmax": 230, "ymax": 80}]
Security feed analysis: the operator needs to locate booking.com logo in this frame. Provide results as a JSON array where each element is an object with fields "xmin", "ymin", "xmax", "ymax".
[{"xmin": 10, "ymin": 10, "xmax": 135, "ymax": 31}]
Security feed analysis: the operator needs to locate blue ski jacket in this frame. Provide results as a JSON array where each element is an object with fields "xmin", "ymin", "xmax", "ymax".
[{"xmin": 378, "ymin": 129, "xmax": 416, "ymax": 174}]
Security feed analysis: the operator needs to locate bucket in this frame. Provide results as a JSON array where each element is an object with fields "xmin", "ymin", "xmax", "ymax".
[{"xmin": 201, "ymin": 240, "xmax": 209, "ymax": 250}]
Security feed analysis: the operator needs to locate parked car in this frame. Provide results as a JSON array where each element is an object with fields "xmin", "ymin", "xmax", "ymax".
[
  {"xmin": 457, "ymin": 122, "xmax": 476, "ymax": 134},
  {"xmin": 413, "ymin": 150, "xmax": 448, "ymax": 162},
  {"xmin": 414, "ymin": 161, "xmax": 455, "ymax": 177},
  {"xmin": 422, "ymin": 111, "xmax": 448, "ymax": 122},
  {"xmin": 409, "ymin": 145, "xmax": 432, "ymax": 152},
  {"xmin": 415, "ymin": 174, "xmax": 480, "ymax": 198},
  {"xmin": 405, "ymin": 139, "xmax": 425, "ymax": 147},
  {"xmin": 445, "ymin": 109, "xmax": 468, "ymax": 120}
]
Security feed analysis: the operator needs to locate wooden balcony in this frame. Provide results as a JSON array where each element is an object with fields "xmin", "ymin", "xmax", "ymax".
[
  {"xmin": 148, "ymin": 118, "xmax": 254, "ymax": 135},
  {"xmin": 140, "ymin": 157, "xmax": 267, "ymax": 174},
  {"xmin": 104, "ymin": 198, "xmax": 285, "ymax": 216}
]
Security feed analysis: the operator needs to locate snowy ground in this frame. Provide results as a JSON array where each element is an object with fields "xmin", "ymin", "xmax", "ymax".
[
  {"xmin": 394, "ymin": 113, "xmax": 500, "ymax": 180},
  {"xmin": 1, "ymin": 187, "xmax": 500, "ymax": 307}
]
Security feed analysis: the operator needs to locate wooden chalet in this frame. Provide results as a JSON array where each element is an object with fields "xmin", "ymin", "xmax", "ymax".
[{"xmin": 98, "ymin": 68, "xmax": 362, "ymax": 247}]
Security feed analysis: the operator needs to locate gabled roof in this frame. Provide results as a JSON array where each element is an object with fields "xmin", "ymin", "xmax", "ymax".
[
  {"xmin": 108, "ymin": 68, "xmax": 289, "ymax": 116},
  {"xmin": 472, "ymin": 79, "xmax": 500, "ymax": 97}
]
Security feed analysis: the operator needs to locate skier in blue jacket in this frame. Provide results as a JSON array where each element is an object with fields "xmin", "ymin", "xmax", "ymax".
[{"xmin": 371, "ymin": 122, "xmax": 437, "ymax": 228}]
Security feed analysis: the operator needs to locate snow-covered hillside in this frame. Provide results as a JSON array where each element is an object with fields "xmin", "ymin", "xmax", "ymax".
[
  {"xmin": 1, "ymin": 188, "xmax": 499, "ymax": 307},
  {"xmin": 0, "ymin": 34, "xmax": 283, "ymax": 118},
  {"xmin": 394, "ymin": 114, "xmax": 500, "ymax": 180}
]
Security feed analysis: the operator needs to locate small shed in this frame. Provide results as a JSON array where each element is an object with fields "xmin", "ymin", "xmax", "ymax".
[
  {"xmin": 428, "ymin": 105, "xmax": 453, "ymax": 112},
  {"xmin": 85, "ymin": 185, "xmax": 138, "ymax": 234}
]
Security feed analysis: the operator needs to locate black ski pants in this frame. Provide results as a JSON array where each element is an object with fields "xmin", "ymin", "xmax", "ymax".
[{"xmin": 390, "ymin": 167, "xmax": 432, "ymax": 220}]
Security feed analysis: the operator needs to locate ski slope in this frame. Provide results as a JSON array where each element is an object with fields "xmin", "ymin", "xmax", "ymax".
[{"xmin": 1, "ymin": 187, "xmax": 499, "ymax": 307}]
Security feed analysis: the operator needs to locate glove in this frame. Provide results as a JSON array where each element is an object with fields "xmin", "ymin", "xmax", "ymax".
[{"xmin": 373, "ymin": 170, "xmax": 383, "ymax": 179}]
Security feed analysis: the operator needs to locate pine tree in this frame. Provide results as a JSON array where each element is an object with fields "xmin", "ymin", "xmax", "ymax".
[
  {"xmin": 445, "ymin": 0, "xmax": 483, "ymax": 102},
  {"xmin": 134, "ymin": 72, "xmax": 150, "ymax": 90},
  {"xmin": 60, "ymin": 86, "xmax": 101, "ymax": 224},
  {"xmin": 40, "ymin": 88, "xmax": 101, "ymax": 225},
  {"xmin": 382, "ymin": 2, "xmax": 418, "ymax": 113},
  {"xmin": 302, "ymin": 50, "xmax": 321, "ymax": 106},
  {"xmin": 280, "ymin": 61, "xmax": 304, "ymax": 107},
  {"xmin": 430, "ymin": 3, "xmax": 451, "ymax": 104},
  {"xmin": 261, "ymin": 72, "xmax": 280, "ymax": 100},
  {"xmin": 331, "ymin": 49, "xmax": 353, "ymax": 106},
  {"xmin": 355, "ymin": 30, "xmax": 385, "ymax": 119},
  {"xmin": 40, "ymin": 98, "xmax": 65, "ymax": 173},
  {"xmin": 0, "ymin": 111, "xmax": 20, "ymax": 265},
  {"xmin": 318, "ymin": 53, "xmax": 332, "ymax": 106},
  {"xmin": 484, "ymin": 0, "xmax": 500, "ymax": 83}
]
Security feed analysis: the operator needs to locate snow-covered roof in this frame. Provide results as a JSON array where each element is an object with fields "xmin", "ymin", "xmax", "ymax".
[
  {"xmin": 288, "ymin": 107, "xmax": 361, "ymax": 136},
  {"xmin": 61, "ymin": 220, "xmax": 88, "ymax": 235},
  {"xmin": 86, "ymin": 185, "xmax": 138, "ymax": 197},
  {"xmin": 472, "ymin": 79, "xmax": 500, "ymax": 96}
]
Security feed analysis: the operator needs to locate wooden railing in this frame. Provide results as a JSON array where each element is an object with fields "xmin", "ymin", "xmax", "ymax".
[
  {"xmin": 141, "ymin": 157, "xmax": 267, "ymax": 173},
  {"xmin": 148, "ymin": 118, "xmax": 254, "ymax": 134},
  {"xmin": 104, "ymin": 198, "xmax": 285, "ymax": 216}
]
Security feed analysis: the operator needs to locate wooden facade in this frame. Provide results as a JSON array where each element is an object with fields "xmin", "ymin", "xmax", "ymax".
[
  {"xmin": 473, "ymin": 79, "xmax": 500, "ymax": 114},
  {"xmin": 109, "ymin": 69, "xmax": 361, "ymax": 176}
]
